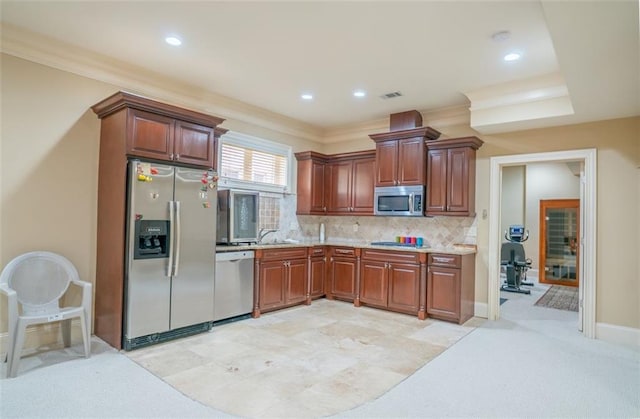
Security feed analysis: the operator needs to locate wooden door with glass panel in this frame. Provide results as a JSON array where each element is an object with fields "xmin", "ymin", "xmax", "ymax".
[{"xmin": 539, "ymin": 199, "xmax": 579, "ymax": 286}]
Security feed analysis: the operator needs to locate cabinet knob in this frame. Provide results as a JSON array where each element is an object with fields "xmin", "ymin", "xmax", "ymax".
[{"xmin": 175, "ymin": 154, "xmax": 180, "ymax": 160}]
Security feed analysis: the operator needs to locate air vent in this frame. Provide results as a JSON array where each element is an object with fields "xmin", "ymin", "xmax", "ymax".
[{"xmin": 380, "ymin": 91, "xmax": 403, "ymax": 99}]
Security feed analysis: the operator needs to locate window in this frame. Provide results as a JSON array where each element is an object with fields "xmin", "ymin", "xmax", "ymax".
[{"xmin": 218, "ymin": 131, "xmax": 292, "ymax": 194}]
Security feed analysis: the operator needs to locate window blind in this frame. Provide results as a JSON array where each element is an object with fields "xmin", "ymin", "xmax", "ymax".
[{"xmin": 218, "ymin": 131, "xmax": 291, "ymax": 193}]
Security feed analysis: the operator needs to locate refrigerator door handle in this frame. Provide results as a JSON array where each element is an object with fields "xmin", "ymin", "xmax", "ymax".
[
  {"xmin": 174, "ymin": 201, "xmax": 181, "ymax": 276},
  {"xmin": 167, "ymin": 200, "xmax": 175, "ymax": 277}
]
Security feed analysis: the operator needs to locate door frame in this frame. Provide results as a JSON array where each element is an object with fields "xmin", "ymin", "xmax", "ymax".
[{"xmin": 488, "ymin": 148, "xmax": 596, "ymax": 338}]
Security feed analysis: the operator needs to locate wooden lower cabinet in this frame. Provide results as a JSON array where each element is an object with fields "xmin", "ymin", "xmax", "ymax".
[
  {"xmin": 359, "ymin": 260, "xmax": 387, "ymax": 306},
  {"xmin": 427, "ymin": 253, "xmax": 475, "ymax": 324},
  {"xmin": 357, "ymin": 249, "xmax": 426, "ymax": 318},
  {"xmin": 259, "ymin": 260, "xmax": 287, "ymax": 310},
  {"xmin": 309, "ymin": 246, "xmax": 326, "ymax": 299},
  {"xmin": 326, "ymin": 247, "xmax": 359, "ymax": 301},
  {"xmin": 252, "ymin": 245, "xmax": 474, "ymax": 325},
  {"xmin": 388, "ymin": 263, "xmax": 421, "ymax": 313},
  {"xmin": 253, "ymin": 247, "xmax": 309, "ymax": 317}
]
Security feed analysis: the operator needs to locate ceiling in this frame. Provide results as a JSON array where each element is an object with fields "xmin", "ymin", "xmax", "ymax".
[{"xmin": 1, "ymin": 1, "xmax": 638, "ymax": 135}]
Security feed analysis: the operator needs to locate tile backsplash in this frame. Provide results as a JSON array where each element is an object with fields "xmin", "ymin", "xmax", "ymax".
[{"xmin": 265, "ymin": 194, "xmax": 477, "ymax": 248}]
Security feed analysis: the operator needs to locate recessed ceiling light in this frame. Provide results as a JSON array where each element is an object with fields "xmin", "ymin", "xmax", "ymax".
[
  {"xmin": 165, "ymin": 36, "xmax": 182, "ymax": 46},
  {"xmin": 353, "ymin": 90, "xmax": 366, "ymax": 98},
  {"xmin": 301, "ymin": 93, "xmax": 313, "ymax": 100},
  {"xmin": 504, "ymin": 52, "xmax": 521, "ymax": 62}
]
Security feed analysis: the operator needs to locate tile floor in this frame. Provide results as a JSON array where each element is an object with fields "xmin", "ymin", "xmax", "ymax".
[{"xmin": 126, "ymin": 300, "xmax": 484, "ymax": 418}]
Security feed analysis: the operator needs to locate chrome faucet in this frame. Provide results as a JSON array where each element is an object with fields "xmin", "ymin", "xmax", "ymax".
[{"xmin": 258, "ymin": 228, "xmax": 278, "ymax": 243}]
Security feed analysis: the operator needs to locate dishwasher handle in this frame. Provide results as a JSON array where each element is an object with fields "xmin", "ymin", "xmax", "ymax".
[{"xmin": 216, "ymin": 251, "xmax": 255, "ymax": 262}]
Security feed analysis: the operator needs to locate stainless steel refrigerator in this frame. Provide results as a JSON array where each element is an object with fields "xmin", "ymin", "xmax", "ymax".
[{"xmin": 124, "ymin": 160, "xmax": 217, "ymax": 350}]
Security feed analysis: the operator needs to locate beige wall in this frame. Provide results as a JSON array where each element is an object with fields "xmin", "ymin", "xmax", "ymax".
[
  {"xmin": 2, "ymin": 53, "xmax": 639, "ymax": 350},
  {"xmin": 501, "ymin": 166, "xmax": 526, "ymax": 244}
]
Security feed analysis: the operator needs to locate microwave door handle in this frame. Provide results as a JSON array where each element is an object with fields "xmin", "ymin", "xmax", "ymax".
[
  {"xmin": 409, "ymin": 193, "xmax": 414, "ymax": 214},
  {"xmin": 174, "ymin": 201, "xmax": 181, "ymax": 276},
  {"xmin": 167, "ymin": 201, "xmax": 175, "ymax": 277}
]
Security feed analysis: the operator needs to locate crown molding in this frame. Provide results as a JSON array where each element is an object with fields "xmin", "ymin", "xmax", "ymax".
[{"xmin": 0, "ymin": 23, "xmax": 323, "ymax": 143}]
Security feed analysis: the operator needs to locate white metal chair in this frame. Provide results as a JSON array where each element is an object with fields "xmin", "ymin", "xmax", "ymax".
[{"xmin": 0, "ymin": 251, "xmax": 92, "ymax": 377}]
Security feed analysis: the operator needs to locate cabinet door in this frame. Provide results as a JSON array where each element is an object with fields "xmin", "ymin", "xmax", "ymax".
[
  {"xmin": 330, "ymin": 257, "xmax": 357, "ymax": 300},
  {"xmin": 359, "ymin": 260, "xmax": 388, "ymax": 307},
  {"xmin": 259, "ymin": 260, "xmax": 286, "ymax": 310},
  {"xmin": 397, "ymin": 138, "xmax": 425, "ymax": 185},
  {"xmin": 327, "ymin": 161, "xmax": 353, "ymax": 213},
  {"xmin": 127, "ymin": 109, "xmax": 174, "ymax": 161},
  {"xmin": 375, "ymin": 140, "xmax": 398, "ymax": 187},
  {"xmin": 446, "ymin": 148, "xmax": 470, "ymax": 213},
  {"xmin": 310, "ymin": 256, "xmax": 326, "ymax": 298},
  {"xmin": 426, "ymin": 149, "xmax": 448, "ymax": 213},
  {"xmin": 174, "ymin": 120, "xmax": 216, "ymax": 168},
  {"xmin": 427, "ymin": 266, "xmax": 461, "ymax": 321},
  {"xmin": 351, "ymin": 157, "xmax": 375, "ymax": 214},
  {"xmin": 286, "ymin": 259, "xmax": 308, "ymax": 304},
  {"xmin": 388, "ymin": 263, "xmax": 420, "ymax": 313},
  {"xmin": 310, "ymin": 161, "xmax": 327, "ymax": 213}
]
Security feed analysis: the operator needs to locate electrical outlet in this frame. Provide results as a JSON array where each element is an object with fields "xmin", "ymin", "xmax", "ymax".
[{"xmin": 353, "ymin": 223, "xmax": 359, "ymax": 232}]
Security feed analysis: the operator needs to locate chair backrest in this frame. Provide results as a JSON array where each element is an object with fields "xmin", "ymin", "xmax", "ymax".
[
  {"xmin": 501, "ymin": 242, "xmax": 527, "ymax": 263},
  {"xmin": 0, "ymin": 251, "xmax": 79, "ymax": 315}
]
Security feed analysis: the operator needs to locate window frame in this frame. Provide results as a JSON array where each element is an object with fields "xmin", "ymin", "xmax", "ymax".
[{"xmin": 217, "ymin": 131, "xmax": 293, "ymax": 194}]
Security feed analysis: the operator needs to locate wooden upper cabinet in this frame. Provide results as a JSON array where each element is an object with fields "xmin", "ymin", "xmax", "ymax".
[
  {"xmin": 295, "ymin": 152, "xmax": 328, "ymax": 215},
  {"xmin": 351, "ymin": 156, "xmax": 375, "ymax": 213},
  {"xmin": 327, "ymin": 160, "xmax": 353, "ymax": 214},
  {"xmin": 369, "ymin": 126, "xmax": 441, "ymax": 187},
  {"xmin": 425, "ymin": 137, "xmax": 483, "ymax": 217},
  {"xmin": 374, "ymin": 141, "xmax": 399, "ymax": 187},
  {"xmin": 93, "ymin": 91, "xmax": 225, "ymax": 170},
  {"xmin": 173, "ymin": 120, "xmax": 216, "ymax": 167},
  {"xmin": 426, "ymin": 148, "xmax": 448, "ymax": 212},
  {"xmin": 128, "ymin": 109, "xmax": 174, "ymax": 159},
  {"xmin": 398, "ymin": 138, "xmax": 426, "ymax": 185},
  {"xmin": 325, "ymin": 151, "xmax": 375, "ymax": 215},
  {"xmin": 296, "ymin": 150, "xmax": 375, "ymax": 216}
]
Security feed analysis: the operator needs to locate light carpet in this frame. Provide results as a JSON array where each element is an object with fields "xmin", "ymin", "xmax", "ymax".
[
  {"xmin": 534, "ymin": 284, "xmax": 579, "ymax": 311},
  {"xmin": 126, "ymin": 299, "xmax": 482, "ymax": 418}
]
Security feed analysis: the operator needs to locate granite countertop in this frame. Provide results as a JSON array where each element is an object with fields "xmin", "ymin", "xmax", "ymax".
[{"xmin": 216, "ymin": 240, "xmax": 476, "ymax": 255}]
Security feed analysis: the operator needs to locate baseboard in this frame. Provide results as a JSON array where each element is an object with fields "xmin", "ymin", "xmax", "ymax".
[
  {"xmin": 595, "ymin": 323, "xmax": 640, "ymax": 347},
  {"xmin": 0, "ymin": 319, "xmax": 83, "ymax": 356},
  {"xmin": 474, "ymin": 302, "xmax": 488, "ymax": 318}
]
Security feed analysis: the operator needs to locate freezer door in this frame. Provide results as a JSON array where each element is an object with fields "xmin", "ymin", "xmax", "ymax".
[
  {"xmin": 126, "ymin": 161, "xmax": 174, "ymax": 339},
  {"xmin": 171, "ymin": 167, "xmax": 217, "ymax": 329}
]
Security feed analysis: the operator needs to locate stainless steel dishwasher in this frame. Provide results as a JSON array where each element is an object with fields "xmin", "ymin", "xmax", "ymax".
[{"xmin": 214, "ymin": 250, "xmax": 255, "ymax": 322}]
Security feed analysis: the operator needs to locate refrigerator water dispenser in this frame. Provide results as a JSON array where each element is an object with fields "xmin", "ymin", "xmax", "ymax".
[{"xmin": 134, "ymin": 220, "xmax": 169, "ymax": 259}]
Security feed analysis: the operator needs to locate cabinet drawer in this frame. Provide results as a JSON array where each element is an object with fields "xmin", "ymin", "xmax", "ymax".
[
  {"xmin": 428, "ymin": 253, "xmax": 461, "ymax": 268},
  {"xmin": 362, "ymin": 249, "xmax": 420, "ymax": 264},
  {"xmin": 310, "ymin": 246, "xmax": 326, "ymax": 257},
  {"xmin": 329, "ymin": 247, "xmax": 356, "ymax": 258},
  {"xmin": 260, "ymin": 247, "xmax": 308, "ymax": 261}
]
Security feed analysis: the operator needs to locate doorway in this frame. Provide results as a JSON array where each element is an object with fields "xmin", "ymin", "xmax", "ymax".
[
  {"xmin": 488, "ymin": 149, "xmax": 597, "ymax": 338},
  {"xmin": 539, "ymin": 199, "xmax": 580, "ymax": 287}
]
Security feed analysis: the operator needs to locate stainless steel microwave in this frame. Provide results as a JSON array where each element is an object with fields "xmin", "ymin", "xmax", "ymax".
[
  {"xmin": 374, "ymin": 185, "xmax": 425, "ymax": 216},
  {"xmin": 217, "ymin": 189, "xmax": 260, "ymax": 244}
]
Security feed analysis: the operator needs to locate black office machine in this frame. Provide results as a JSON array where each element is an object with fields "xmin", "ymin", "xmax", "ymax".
[{"xmin": 500, "ymin": 225, "xmax": 533, "ymax": 294}]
